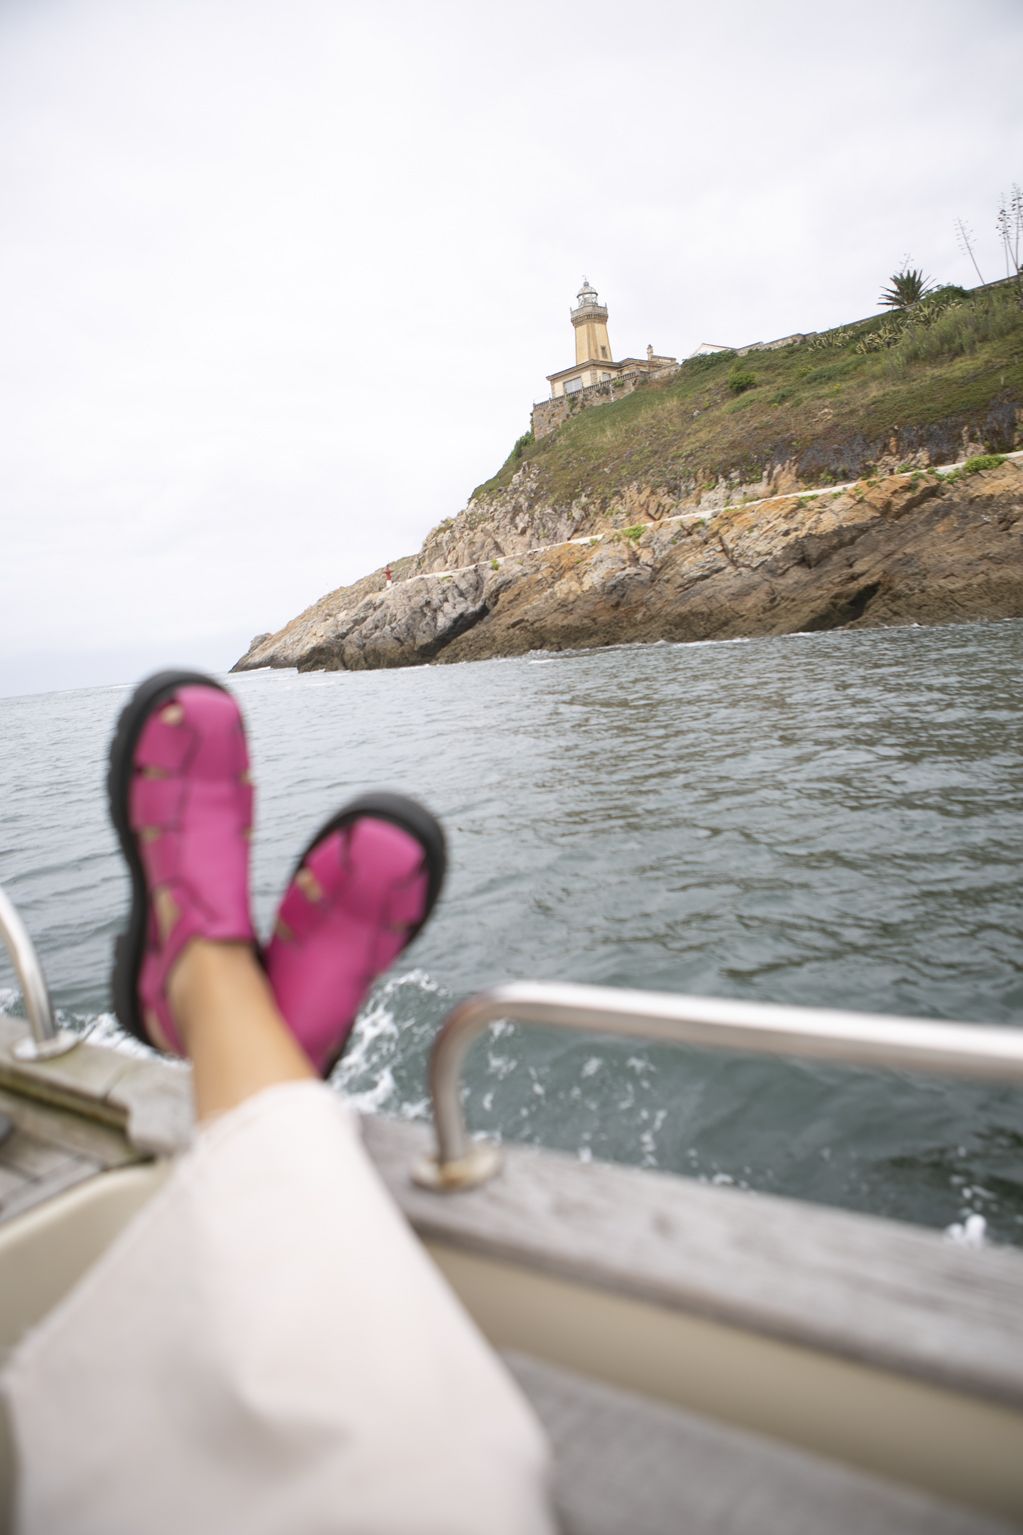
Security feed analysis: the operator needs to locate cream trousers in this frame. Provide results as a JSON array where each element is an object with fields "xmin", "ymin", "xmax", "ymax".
[{"xmin": 2, "ymin": 1082, "xmax": 554, "ymax": 1535}]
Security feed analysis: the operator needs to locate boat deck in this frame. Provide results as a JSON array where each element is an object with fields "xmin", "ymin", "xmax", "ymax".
[
  {"xmin": 0, "ymin": 1084, "xmax": 139, "ymax": 1226},
  {"xmin": 0, "ymin": 1014, "xmax": 186, "ymax": 1227},
  {"xmin": 509, "ymin": 1353, "xmax": 1017, "ymax": 1534}
]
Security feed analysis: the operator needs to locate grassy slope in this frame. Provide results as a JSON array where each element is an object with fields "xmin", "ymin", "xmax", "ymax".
[{"xmin": 473, "ymin": 286, "xmax": 1023, "ymax": 510}]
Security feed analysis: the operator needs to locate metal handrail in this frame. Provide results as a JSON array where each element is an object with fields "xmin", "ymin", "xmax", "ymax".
[
  {"xmin": 412, "ymin": 981, "xmax": 1023, "ymax": 1191},
  {"xmin": 0, "ymin": 885, "xmax": 78, "ymax": 1061}
]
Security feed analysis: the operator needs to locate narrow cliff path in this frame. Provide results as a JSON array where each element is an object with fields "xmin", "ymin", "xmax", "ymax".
[{"xmin": 399, "ymin": 451, "xmax": 1023, "ymax": 588}]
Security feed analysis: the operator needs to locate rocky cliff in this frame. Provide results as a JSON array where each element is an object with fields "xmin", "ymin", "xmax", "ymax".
[
  {"xmin": 233, "ymin": 458, "xmax": 1023, "ymax": 673},
  {"xmin": 234, "ymin": 284, "xmax": 1023, "ymax": 675}
]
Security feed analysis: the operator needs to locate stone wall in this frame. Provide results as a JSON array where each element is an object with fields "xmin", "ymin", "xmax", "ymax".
[
  {"xmin": 531, "ymin": 368, "xmax": 674, "ymax": 439},
  {"xmin": 530, "ymin": 332, "xmax": 816, "ymax": 439},
  {"xmin": 737, "ymin": 331, "xmax": 814, "ymax": 355}
]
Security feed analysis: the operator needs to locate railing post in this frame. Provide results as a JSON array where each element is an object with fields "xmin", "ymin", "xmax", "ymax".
[
  {"xmin": 413, "ymin": 981, "xmax": 1023, "ymax": 1194},
  {"xmin": 0, "ymin": 885, "xmax": 78, "ymax": 1061}
]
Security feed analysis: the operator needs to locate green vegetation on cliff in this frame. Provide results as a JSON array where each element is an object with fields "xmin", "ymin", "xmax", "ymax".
[{"xmin": 472, "ymin": 284, "xmax": 1023, "ymax": 508}]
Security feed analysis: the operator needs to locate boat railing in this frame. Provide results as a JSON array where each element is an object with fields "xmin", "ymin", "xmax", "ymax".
[
  {"xmin": 413, "ymin": 981, "xmax": 1023, "ymax": 1190},
  {"xmin": 5, "ymin": 875, "xmax": 1023, "ymax": 1176},
  {"xmin": 0, "ymin": 885, "xmax": 77, "ymax": 1061}
]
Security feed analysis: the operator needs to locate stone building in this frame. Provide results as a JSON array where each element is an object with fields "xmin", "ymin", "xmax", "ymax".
[{"xmin": 545, "ymin": 278, "xmax": 676, "ymax": 399}]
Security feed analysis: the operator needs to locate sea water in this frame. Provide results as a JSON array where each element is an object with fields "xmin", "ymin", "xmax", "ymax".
[{"xmin": 2, "ymin": 620, "xmax": 1021, "ymax": 1243}]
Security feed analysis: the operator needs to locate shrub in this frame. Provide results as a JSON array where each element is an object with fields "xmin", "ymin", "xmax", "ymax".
[
  {"xmin": 888, "ymin": 286, "xmax": 1018, "ymax": 367},
  {"xmin": 685, "ymin": 349, "xmax": 736, "ymax": 372},
  {"xmin": 962, "ymin": 454, "xmax": 1005, "ymax": 473},
  {"xmin": 727, "ymin": 369, "xmax": 757, "ymax": 395}
]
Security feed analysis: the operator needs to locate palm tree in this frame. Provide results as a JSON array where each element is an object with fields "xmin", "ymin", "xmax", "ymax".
[{"xmin": 879, "ymin": 266, "xmax": 934, "ymax": 310}]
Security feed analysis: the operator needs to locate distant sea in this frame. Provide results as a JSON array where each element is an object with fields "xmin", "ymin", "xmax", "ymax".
[{"xmin": 2, "ymin": 620, "xmax": 1022, "ymax": 1243}]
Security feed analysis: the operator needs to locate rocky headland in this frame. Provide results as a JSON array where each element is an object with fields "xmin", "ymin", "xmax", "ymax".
[
  {"xmin": 234, "ymin": 286, "xmax": 1023, "ymax": 675},
  {"xmin": 233, "ymin": 458, "xmax": 1023, "ymax": 674}
]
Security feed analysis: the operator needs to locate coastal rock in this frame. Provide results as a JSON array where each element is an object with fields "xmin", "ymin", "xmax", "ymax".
[{"xmin": 232, "ymin": 462, "xmax": 1023, "ymax": 674}]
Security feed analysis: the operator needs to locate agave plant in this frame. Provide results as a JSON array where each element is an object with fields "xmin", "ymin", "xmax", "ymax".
[
  {"xmin": 878, "ymin": 266, "xmax": 934, "ymax": 310},
  {"xmin": 911, "ymin": 289, "xmax": 962, "ymax": 328},
  {"xmin": 807, "ymin": 325, "xmax": 856, "ymax": 352}
]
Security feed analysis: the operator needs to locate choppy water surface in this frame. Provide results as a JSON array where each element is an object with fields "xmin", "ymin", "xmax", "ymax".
[{"xmin": 2, "ymin": 621, "xmax": 1022, "ymax": 1243}]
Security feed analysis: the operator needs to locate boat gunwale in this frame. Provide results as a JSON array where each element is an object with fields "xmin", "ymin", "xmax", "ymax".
[{"xmin": 2, "ymin": 1017, "xmax": 1022, "ymax": 1414}]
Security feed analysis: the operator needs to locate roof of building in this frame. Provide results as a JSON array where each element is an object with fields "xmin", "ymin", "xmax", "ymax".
[{"xmin": 546, "ymin": 359, "xmax": 627, "ymax": 383}]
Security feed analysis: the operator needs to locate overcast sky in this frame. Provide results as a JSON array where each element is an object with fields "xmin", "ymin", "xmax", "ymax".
[{"xmin": 2, "ymin": 0, "xmax": 1020, "ymax": 697}]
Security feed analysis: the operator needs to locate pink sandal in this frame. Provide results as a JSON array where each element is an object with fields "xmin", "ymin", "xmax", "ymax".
[
  {"xmin": 263, "ymin": 793, "xmax": 446, "ymax": 1075},
  {"xmin": 108, "ymin": 671, "xmax": 255, "ymax": 1053}
]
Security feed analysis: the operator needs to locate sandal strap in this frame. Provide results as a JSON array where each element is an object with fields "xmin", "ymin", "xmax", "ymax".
[
  {"xmin": 139, "ymin": 950, "xmax": 185, "ymax": 1055},
  {"xmin": 140, "ymin": 901, "xmax": 256, "ymax": 1055},
  {"xmin": 129, "ymin": 775, "xmax": 185, "ymax": 827},
  {"xmin": 274, "ymin": 831, "xmax": 426, "ymax": 944},
  {"xmin": 276, "ymin": 867, "xmax": 332, "ymax": 943},
  {"xmin": 134, "ymin": 714, "xmax": 195, "ymax": 773},
  {"xmin": 142, "ymin": 831, "xmax": 184, "ymax": 888},
  {"xmin": 134, "ymin": 781, "xmax": 254, "ymax": 887}
]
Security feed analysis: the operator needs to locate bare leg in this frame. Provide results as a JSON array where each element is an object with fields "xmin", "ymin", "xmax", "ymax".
[{"xmin": 168, "ymin": 939, "xmax": 314, "ymax": 1122}]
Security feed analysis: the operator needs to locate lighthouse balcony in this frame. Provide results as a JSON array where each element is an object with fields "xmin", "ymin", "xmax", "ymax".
[{"xmin": 571, "ymin": 301, "xmax": 609, "ymax": 323}]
